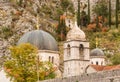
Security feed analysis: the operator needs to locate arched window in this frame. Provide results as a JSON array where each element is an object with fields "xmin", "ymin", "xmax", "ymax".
[
  {"xmin": 79, "ymin": 44, "xmax": 84, "ymax": 59},
  {"xmin": 49, "ymin": 56, "xmax": 51, "ymax": 62},
  {"xmin": 67, "ymin": 44, "xmax": 71, "ymax": 56},
  {"xmin": 52, "ymin": 57, "xmax": 54, "ymax": 64},
  {"xmin": 96, "ymin": 61, "xmax": 98, "ymax": 65}
]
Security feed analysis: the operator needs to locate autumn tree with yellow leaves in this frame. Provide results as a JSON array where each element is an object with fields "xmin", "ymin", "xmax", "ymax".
[{"xmin": 4, "ymin": 43, "xmax": 56, "ymax": 82}]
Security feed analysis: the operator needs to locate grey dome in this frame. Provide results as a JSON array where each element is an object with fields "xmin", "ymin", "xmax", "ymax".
[
  {"xmin": 18, "ymin": 30, "xmax": 58, "ymax": 51},
  {"xmin": 90, "ymin": 48, "xmax": 104, "ymax": 56}
]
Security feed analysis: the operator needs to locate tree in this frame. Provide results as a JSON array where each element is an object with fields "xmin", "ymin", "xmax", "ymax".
[
  {"xmin": 87, "ymin": 0, "xmax": 90, "ymax": 24},
  {"xmin": 115, "ymin": 0, "xmax": 119, "ymax": 28},
  {"xmin": 4, "ymin": 43, "xmax": 56, "ymax": 82},
  {"xmin": 77, "ymin": 0, "xmax": 80, "ymax": 27},
  {"xmin": 110, "ymin": 54, "xmax": 120, "ymax": 65},
  {"xmin": 56, "ymin": 15, "xmax": 67, "ymax": 41},
  {"xmin": 108, "ymin": 0, "xmax": 111, "ymax": 28},
  {"xmin": 93, "ymin": 0, "xmax": 108, "ymax": 22},
  {"xmin": 60, "ymin": 0, "xmax": 74, "ymax": 13},
  {"xmin": 80, "ymin": 11, "xmax": 88, "ymax": 27}
]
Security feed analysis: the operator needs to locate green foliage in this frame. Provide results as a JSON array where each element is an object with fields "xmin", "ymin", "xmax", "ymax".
[
  {"xmin": 77, "ymin": 0, "xmax": 80, "ymax": 27},
  {"xmin": 0, "ymin": 26, "xmax": 13, "ymax": 39},
  {"xmin": 41, "ymin": 5, "xmax": 52, "ymax": 15},
  {"xmin": 87, "ymin": 0, "xmax": 90, "ymax": 24},
  {"xmin": 80, "ymin": 11, "xmax": 88, "ymax": 27},
  {"xmin": 115, "ymin": 0, "xmax": 119, "ymax": 28},
  {"xmin": 93, "ymin": 0, "xmax": 108, "ymax": 17},
  {"xmin": 56, "ymin": 16, "xmax": 67, "ymax": 41},
  {"xmin": 60, "ymin": 0, "xmax": 74, "ymax": 13},
  {"xmin": 110, "ymin": 54, "xmax": 120, "ymax": 65},
  {"xmin": 108, "ymin": 0, "xmax": 111, "ymax": 28},
  {"xmin": 4, "ymin": 43, "xmax": 56, "ymax": 82}
]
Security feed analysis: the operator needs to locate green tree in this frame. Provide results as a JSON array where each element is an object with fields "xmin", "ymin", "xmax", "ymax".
[
  {"xmin": 93, "ymin": 0, "xmax": 108, "ymax": 22},
  {"xmin": 4, "ymin": 43, "xmax": 55, "ymax": 82},
  {"xmin": 56, "ymin": 15, "xmax": 67, "ymax": 41},
  {"xmin": 110, "ymin": 54, "xmax": 120, "ymax": 65},
  {"xmin": 77, "ymin": 0, "xmax": 80, "ymax": 27},
  {"xmin": 93, "ymin": 0, "xmax": 108, "ymax": 16},
  {"xmin": 87, "ymin": 0, "xmax": 90, "ymax": 24},
  {"xmin": 60, "ymin": 0, "xmax": 74, "ymax": 13},
  {"xmin": 115, "ymin": 0, "xmax": 119, "ymax": 28},
  {"xmin": 108, "ymin": 0, "xmax": 111, "ymax": 28}
]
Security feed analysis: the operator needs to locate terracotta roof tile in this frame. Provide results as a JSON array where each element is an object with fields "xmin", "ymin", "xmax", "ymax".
[
  {"xmin": 90, "ymin": 65, "xmax": 104, "ymax": 71},
  {"xmin": 103, "ymin": 65, "xmax": 120, "ymax": 71},
  {"xmin": 90, "ymin": 64, "xmax": 120, "ymax": 71}
]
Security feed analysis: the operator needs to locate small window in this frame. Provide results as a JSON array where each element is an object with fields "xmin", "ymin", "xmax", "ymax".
[
  {"xmin": 49, "ymin": 56, "xmax": 51, "ymax": 62},
  {"xmin": 79, "ymin": 44, "xmax": 84, "ymax": 59},
  {"xmin": 67, "ymin": 44, "xmax": 70, "ymax": 56},
  {"xmin": 52, "ymin": 57, "xmax": 54, "ymax": 63},
  {"xmin": 96, "ymin": 61, "xmax": 98, "ymax": 65}
]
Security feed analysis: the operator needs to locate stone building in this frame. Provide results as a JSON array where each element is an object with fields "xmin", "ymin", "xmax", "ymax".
[
  {"xmin": 90, "ymin": 48, "xmax": 105, "ymax": 66},
  {"xmin": 63, "ymin": 22, "xmax": 90, "ymax": 77}
]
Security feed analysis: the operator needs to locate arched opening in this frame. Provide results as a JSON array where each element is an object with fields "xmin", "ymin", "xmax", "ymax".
[
  {"xmin": 79, "ymin": 44, "xmax": 84, "ymax": 60},
  {"xmin": 67, "ymin": 44, "xmax": 71, "ymax": 56},
  {"xmin": 49, "ymin": 56, "xmax": 51, "ymax": 62},
  {"xmin": 96, "ymin": 61, "xmax": 98, "ymax": 65},
  {"xmin": 52, "ymin": 57, "xmax": 54, "ymax": 64}
]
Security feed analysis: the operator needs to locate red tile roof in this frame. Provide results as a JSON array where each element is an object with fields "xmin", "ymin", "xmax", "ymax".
[
  {"xmin": 103, "ymin": 65, "xmax": 120, "ymax": 71},
  {"xmin": 90, "ymin": 65, "xmax": 104, "ymax": 71},
  {"xmin": 90, "ymin": 64, "xmax": 120, "ymax": 71}
]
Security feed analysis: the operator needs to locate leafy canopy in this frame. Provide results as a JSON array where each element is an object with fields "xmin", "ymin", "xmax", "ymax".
[
  {"xmin": 110, "ymin": 54, "xmax": 120, "ymax": 65},
  {"xmin": 4, "ymin": 43, "xmax": 56, "ymax": 82},
  {"xmin": 93, "ymin": 0, "xmax": 108, "ymax": 17}
]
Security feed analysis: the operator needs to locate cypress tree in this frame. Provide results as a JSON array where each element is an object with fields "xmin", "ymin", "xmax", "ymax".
[
  {"xmin": 77, "ymin": 0, "xmax": 80, "ymax": 27},
  {"xmin": 116, "ymin": 0, "xmax": 119, "ymax": 28},
  {"xmin": 88, "ymin": 0, "xmax": 90, "ymax": 24},
  {"xmin": 56, "ymin": 15, "xmax": 66, "ymax": 41},
  {"xmin": 108, "ymin": 0, "xmax": 111, "ymax": 28}
]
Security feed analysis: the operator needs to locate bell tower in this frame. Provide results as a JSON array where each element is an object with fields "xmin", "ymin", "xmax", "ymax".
[{"xmin": 63, "ymin": 22, "xmax": 90, "ymax": 77}]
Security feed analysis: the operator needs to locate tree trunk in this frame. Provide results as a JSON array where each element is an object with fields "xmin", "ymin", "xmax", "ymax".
[
  {"xmin": 109, "ymin": 0, "xmax": 111, "ymax": 28},
  {"xmin": 88, "ymin": 0, "xmax": 90, "ymax": 24},
  {"xmin": 116, "ymin": 0, "xmax": 119, "ymax": 28},
  {"xmin": 77, "ymin": 0, "xmax": 80, "ymax": 27}
]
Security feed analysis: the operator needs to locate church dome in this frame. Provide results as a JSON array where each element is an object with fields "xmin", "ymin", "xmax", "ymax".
[
  {"xmin": 66, "ymin": 22, "xmax": 86, "ymax": 41},
  {"xmin": 90, "ymin": 48, "xmax": 104, "ymax": 56},
  {"xmin": 17, "ymin": 30, "xmax": 58, "ymax": 51}
]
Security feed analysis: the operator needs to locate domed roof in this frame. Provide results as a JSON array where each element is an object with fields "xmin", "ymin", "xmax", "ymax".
[
  {"xmin": 66, "ymin": 22, "xmax": 86, "ymax": 41},
  {"xmin": 17, "ymin": 30, "xmax": 58, "ymax": 51},
  {"xmin": 90, "ymin": 48, "xmax": 104, "ymax": 56}
]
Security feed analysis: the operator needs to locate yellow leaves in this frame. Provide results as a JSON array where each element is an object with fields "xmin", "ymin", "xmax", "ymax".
[
  {"xmin": 9, "ymin": 43, "xmax": 38, "ymax": 59},
  {"xmin": 4, "ymin": 43, "xmax": 55, "ymax": 81}
]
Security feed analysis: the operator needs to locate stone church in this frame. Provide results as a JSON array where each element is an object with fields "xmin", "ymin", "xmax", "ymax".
[
  {"xmin": 0, "ymin": 21, "xmax": 106, "ymax": 81},
  {"xmin": 17, "ymin": 21, "xmax": 106, "ymax": 78}
]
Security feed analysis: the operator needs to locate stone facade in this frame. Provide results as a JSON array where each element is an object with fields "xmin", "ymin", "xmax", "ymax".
[
  {"xmin": 38, "ymin": 50, "xmax": 60, "ymax": 66},
  {"xmin": 90, "ymin": 57, "xmax": 105, "ymax": 66},
  {"xmin": 63, "ymin": 22, "xmax": 90, "ymax": 77},
  {"xmin": 40, "ymin": 69, "xmax": 120, "ymax": 82}
]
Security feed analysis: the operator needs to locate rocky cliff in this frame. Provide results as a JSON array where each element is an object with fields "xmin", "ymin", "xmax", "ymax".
[{"xmin": 0, "ymin": 0, "xmax": 64, "ymax": 66}]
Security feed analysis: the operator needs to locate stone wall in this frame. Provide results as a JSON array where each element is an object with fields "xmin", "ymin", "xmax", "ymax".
[{"xmin": 40, "ymin": 69, "xmax": 120, "ymax": 82}]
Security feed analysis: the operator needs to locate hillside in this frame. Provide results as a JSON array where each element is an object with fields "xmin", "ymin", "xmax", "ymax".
[
  {"xmin": 0, "ymin": 0, "xmax": 120, "ymax": 68},
  {"xmin": 0, "ymin": 0, "xmax": 72, "ymax": 67}
]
